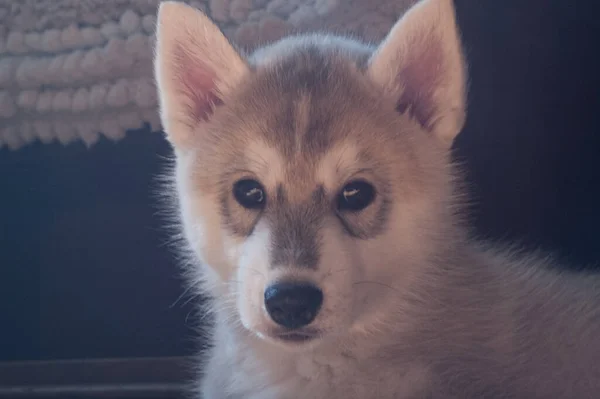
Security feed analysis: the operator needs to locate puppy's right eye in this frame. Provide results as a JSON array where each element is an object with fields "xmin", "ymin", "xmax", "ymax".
[{"xmin": 233, "ymin": 179, "xmax": 266, "ymax": 210}]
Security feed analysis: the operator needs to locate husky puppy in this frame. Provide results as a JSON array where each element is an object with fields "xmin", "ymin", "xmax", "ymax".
[{"xmin": 153, "ymin": 0, "xmax": 600, "ymax": 397}]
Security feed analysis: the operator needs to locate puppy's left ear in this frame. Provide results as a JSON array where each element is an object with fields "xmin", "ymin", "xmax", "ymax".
[{"xmin": 368, "ymin": 0, "xmax": 467, "ymax": 147}]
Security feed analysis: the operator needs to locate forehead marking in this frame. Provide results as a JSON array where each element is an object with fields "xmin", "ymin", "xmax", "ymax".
[{"xmin": 293, "ymin": 94, "xmax": 312, "ymax": 154}]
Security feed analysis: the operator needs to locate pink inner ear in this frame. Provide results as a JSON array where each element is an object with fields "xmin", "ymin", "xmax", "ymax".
[
  {"xmin": 174, "ymin": 46, "xmax": 224, "ymax": 123},
  {"xmin": 395, "ymin": 36, "xmax": 444, "ymax": 130}
]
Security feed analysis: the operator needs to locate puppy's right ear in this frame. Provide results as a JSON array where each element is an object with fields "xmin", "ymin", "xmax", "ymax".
[{"xmin": 154, "ymin": 1, "xmax": 249, "ymax": 150}]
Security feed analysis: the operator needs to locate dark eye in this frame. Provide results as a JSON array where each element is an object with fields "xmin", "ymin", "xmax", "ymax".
[
  {"xmin": 337, "ymin": 180, "xmax": 376, "ymax": 212},
  {"xmin": 233, "ymin": 179, "xmax": 266, "ymax": 209}
]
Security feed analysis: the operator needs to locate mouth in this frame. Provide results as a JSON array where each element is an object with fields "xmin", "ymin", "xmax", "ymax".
[{"xmin": 270, "ymin": 328, "xmax": 321, "ymax": 344}]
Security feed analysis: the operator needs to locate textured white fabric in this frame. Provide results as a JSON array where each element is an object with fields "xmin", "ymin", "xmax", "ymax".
[{"xmin": 0, "ymin": 0, "xmax": 415, "ymax": 150}]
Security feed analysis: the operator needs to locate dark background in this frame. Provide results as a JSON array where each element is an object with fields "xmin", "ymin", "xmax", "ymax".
[{"xmin": 1, "ymin": 0, "xmax": 599, "ymax": 363}]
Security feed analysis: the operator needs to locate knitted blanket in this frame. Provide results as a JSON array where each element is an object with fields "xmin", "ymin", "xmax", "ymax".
[{"xmin": 0, "ymin": 0, "xmax": 415, "ymax": 150}]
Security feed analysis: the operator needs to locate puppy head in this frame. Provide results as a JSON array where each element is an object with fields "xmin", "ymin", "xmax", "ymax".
[{"xmin": 154, "ymin": 0, "xmax": 467, "ymax": 349}]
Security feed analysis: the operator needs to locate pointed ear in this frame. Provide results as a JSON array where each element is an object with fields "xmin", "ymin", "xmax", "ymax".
[
  {"xmin": 154, "ymin": 1, "xmax": 249, "ymax": 150},
  {"xmin": 367, "ymin": 0, "xmax": 467, "ymax": 147}
]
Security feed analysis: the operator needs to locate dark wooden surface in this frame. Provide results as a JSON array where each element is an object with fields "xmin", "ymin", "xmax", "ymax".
[
  {"xmin": 0, "ymin": 357, "xmax": 192, "ymax": 398},
  {"xmin": 1, "ymin": 0, "xmax": 599, "ymax": 369}
]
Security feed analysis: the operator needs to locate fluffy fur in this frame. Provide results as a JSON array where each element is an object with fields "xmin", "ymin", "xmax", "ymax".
[{"xmin": 153, "ymin": 0, "xmax": 600, "ymax": 397}]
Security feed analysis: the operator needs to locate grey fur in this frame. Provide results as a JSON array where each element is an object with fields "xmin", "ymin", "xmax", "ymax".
[{"xmin": 268, "ymin": 184, "xmax": 325, "ymax": 270}]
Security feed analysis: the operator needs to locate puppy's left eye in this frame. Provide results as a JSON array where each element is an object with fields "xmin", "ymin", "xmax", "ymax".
[{"xmin": 337, "ymin": 180, "xmax": 376, "ymax": 212}]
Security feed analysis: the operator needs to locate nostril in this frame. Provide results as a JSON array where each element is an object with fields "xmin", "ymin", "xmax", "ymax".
[{"xmin": 264, "ymin": 282, "xmax": 323, "ymax": 330}]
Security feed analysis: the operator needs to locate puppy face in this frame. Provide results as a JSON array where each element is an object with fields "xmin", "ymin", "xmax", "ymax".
[{"xmin": 154, "ymin": 0, "xmax": 466, "ymax": 348}]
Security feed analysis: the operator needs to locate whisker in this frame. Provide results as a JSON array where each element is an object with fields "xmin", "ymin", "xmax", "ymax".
[
  {"xmin": 170, "ymin": 284, "xmax": 196, "ymax": 308},
  {"xmin": 247, "ymin": 267, "xmax": 266, "ymax": 278},
  {"xmin": 352, "ymin": 280, "xmax": 401, "ymax": 293},
  {"xmin": 328, "ymin": 267, "xmax": 351, "ymax": 275},
  {"xmin": 180, "ymin": 293, "xmax": 202, "ymax": 308}
]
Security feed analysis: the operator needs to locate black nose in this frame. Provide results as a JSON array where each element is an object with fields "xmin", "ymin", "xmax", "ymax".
[{"xmin": 264, "ymin": 282, "xmax": 323, "ymax": 329}]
